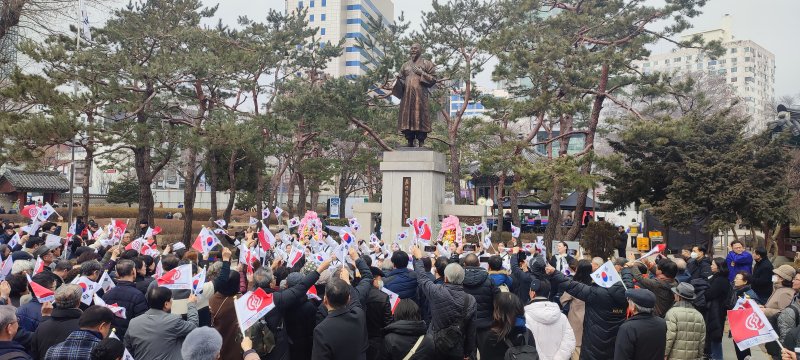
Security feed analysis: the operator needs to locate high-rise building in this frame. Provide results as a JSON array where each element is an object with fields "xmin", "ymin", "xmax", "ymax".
[
  {"xmin": 633, "ymin": 15, "xmax": 775, "ymax": 134},
  {"xmin": 286, "ymin": 0, "xmax": 394, "ymax": 78}
]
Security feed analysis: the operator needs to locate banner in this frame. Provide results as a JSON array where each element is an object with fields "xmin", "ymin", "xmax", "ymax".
[
  {"xmin": 234, "ymin": 288, "xmax": 275, "ymax": 334},
  {"xmin": 729, "ymin": 300, "xmax": 779, "ymax": 351}
]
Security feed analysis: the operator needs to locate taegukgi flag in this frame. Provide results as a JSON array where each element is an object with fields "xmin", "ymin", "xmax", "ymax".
[{"xmin": 591, "ymin": 261, "xmax": 623, "ymax": 288}]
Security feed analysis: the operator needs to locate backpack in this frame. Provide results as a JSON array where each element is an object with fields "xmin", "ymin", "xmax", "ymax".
[
  {"xmin": 726, "ymin": 287, "xmax": 740, "ymax": 310},
  {"xmin": 689, "ymin": 278, "xmax": 709, "ymax": 312},
  {"xmin": 247, "ymin": 317, "xmax": 281, "ymax": 357},
  {"xmin": 503, "ymin": 332, "xmax": 539, "ymax": 360},
  {"xmin": 433, "ymin": 294, "xmax": 469, "ymax": 357}
]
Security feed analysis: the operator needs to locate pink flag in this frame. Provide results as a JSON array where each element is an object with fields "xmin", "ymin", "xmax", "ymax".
[
  {"xmin": 235, "ymin": 288, "xmax": 276, "ymax": 333},
  {"xmin": 0, "ymin": 258, "xmax": 11, "ymax": 281},
  {"xmin": 640, "ymin": 243, "xmax": 666, "ymax": 259},
  {"xmin": 258, "ymin": 224, "xmax": 276, "ymax": 251},
  {"xmin": 729, "ymin": 300, "xmax": 779, "ymax": 350},
  {"xmin": 33, "ymin": 257, "xmax": 45, "ymax": 274}
]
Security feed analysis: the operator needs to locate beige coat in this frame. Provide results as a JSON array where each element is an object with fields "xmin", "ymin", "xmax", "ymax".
[
  {"xmin": 664, "ymin": 300, "xmax": 706, "ymax": 360},
  {"xmin": 763, "ymin": 284, "xmax": 796, "ymax": 319},
  {"xmin": 560, "ymin": 292, "xmax": 586, "ymax": 347}
]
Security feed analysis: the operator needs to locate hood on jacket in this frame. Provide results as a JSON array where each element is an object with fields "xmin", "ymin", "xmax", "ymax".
[
  {"xmin": 463, "ymin": 266, "xmax": 489, "ymax": 287},
  {"xmin": 383, "ymin": 320, "xmax": 427, "ymax": 336},
  {"xmin": 524, "ymin": 299, "xmax": 563, "ymax": 326}
]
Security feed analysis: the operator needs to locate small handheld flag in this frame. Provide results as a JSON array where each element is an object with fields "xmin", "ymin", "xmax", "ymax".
[
  {"xmin": 380, "ymin": 287, "xmax": 401, "ymax": 314},
  {"xmin": 510, "ymin": 224, "xmax": 521, "ymax": 238},
  {"xmin": 234, "ymin": 288, "xmax": 276, "ymax": 334},
  {"xmin": 26, "ymin": 274, "xmax": 54, "ymax": 303},
  {"xmin": 156, "ymin": 264, "xmax": 193, "ymax": 290},
  {"xmin": 591, "ymin": 261, "xmax": 623, "ymax": 288}
]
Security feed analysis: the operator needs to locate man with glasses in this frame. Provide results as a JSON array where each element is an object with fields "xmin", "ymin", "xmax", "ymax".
[{"xmin": 0, "ymin": 304, "xmax": 29, "ymax": 359}]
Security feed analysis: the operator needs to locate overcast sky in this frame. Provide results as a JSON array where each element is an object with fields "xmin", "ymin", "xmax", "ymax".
[{"xmin": 199, "ymin": 1, "xmax": 800, "ymax": 97}]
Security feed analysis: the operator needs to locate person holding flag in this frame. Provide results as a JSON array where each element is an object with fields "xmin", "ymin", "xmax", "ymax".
[
  {"xmin": 243, "ymin": 255, "xmax": 333, "ymax": 360},
  {"xmin": 622, "ymin": 258, "xmax": 679, "ymax": 317},
  {"xmin": 545, "ymin": 260, "xmax": 628, "ymax": 360},
  {"xmin": 101, "ymin": 260, "xmax": 148, "ymax": 338},
  {"xmin": 17, "ymin": 272, "xmax": 58, "ymax": 332},
  {"xmin": 125, "ymin": 286, "xmax": 199, "ymax": 360}
]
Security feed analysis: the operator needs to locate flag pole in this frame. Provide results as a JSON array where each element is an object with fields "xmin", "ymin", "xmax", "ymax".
[{"xmin": 67, "ymin": 0, "xmax": 83, "ymax": 244}]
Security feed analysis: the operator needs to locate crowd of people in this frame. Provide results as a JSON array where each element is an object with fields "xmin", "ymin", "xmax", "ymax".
[{"xmin": 1, "ymin": 216, "xmax": 800, "ymax": 360}]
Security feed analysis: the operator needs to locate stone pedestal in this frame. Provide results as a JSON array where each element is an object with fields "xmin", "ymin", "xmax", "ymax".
[{"xmin": 380, "ymin": 150, "xmax": 446, "ymax": 247}]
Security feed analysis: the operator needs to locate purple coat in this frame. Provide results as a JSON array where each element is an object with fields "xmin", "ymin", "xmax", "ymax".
[{"xmin": 726, "ymin": 251, "xmax": 753, "ymax": 282}]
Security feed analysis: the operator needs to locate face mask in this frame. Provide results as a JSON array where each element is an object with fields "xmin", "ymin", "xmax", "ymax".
[
  {"xmin": 375, "ymin": 280, "xmax": 384, "ymax": 289},
  {"xmin": 690, "ymin": 252, "xmax": 698, "ymax": 259},
  {"xmin": 773, "ymin": 275, "xmax": 779, "ymax": 283}
]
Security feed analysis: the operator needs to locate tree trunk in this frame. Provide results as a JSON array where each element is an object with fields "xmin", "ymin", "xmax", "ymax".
[
  {"xmin": 338, "ymin": 174, "xmax": 348, "ymax": 217},
  {"xmin": 448, "ymin": 143, "xmax": 462, "ymax": 204},
  {"xmin": 256, "ymin": 162, "xmax": 265, "ymax": 218},
  {"xmin": 543, "ymin": 177, "xmax": 563, "ymax": 252},
  {"xmin": 510, "ymin": 176, "xmax": 520, "ymax": 228},
  {"xmin": 80, "ymin": 147, "xmax": 93, "ymax": 219},
  {"xmin": 133, "ymin": 147, "xmax": 155, "ymax": 225},
  {"xmin": 286, "ymin": 172, "xmax": 296, "ymax": 215},
  {"xmin": 296, "ymin": 173, "xmax": 307, "ymax": 215},
  {"xmin": 209, "ymin": 150, "xmax": 218, "ymax": 220},
  {"xmin": 223, "ymin": 150, "xmax": 237, "ymax": 224},
  {"xmin": 269, "ymin": 159, "xmax": 289, "ymax": 208},
  {"xmin": 310, "ymin": 183, "xmax": 320, "ymax": 214},
  {"xmin": 182, "ymin": 146, "xmax": 198, "ymax": 244},
  {"xmin": 496, "ymin": 174, "xmax": 505, "ymax": 236}
]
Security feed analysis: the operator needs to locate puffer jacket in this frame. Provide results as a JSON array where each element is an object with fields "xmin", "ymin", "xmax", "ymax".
[
  {"xmin": 101, "ymin": 280, "xmax": 148, "ymax": 338},
  {"xmin": 384, "ymin": 268, "xmax": 419, "ymax": 304},
  {"xmin": 524, "ymin": 298, "xmax": 575, "ymax": 360},
  {"xmin": 627, "ymin": 266, "xmax": 677, "ymax": 317},
  {"xmin": 549, "ymin": 271, "xmax": 627, "ymax": 360},
  {"xmin": 366, "ymin": 287, "xmax": 393, "ymax": 360},
  {"xmin": 413, "ymin": 259, "xmax": 477, "ymax": 358},
  {"xmin": 664, "ymin": 300, "xmax": 706, "ymax": 360},
  {"xmin": 488, "ymin": 271, "xmax": 513, "ymax": 289},
  {"xmin": 763, "ymin": 284, "xmax": 795, "ymax": 319},
  {"xmin": 381, "ymin": 320, "xmax": 435, "ymax": 360},
  {"xmin": 777, "ymin": 300, "xmax": 800, "ymax": 343},
  {"xmin": 462, "ymin": 266, "xmax": 499, "ymax": 330},
  {"xmin": 16, "ymin": 298, "xmax": 42, "ymax": 333}
]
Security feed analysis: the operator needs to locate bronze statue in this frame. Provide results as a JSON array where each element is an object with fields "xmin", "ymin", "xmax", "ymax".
[{"xmin": 393, "ymin": 43, "xmax": 437, "ymax": 148}]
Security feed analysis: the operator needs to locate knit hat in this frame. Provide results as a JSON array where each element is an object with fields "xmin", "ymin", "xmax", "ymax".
[
  {"xmin": 774, "ymin": 264, "xmax": 796, "ymax": 282},
  {"xmin": 181, "ymin": 327, "xmax": 222, "ymax": 360}
]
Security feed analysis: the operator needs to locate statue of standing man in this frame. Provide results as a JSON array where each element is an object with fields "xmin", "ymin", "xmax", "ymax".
[{"xmin": 393, "ymin": 43, "xmax": 437, "ymax": 148}]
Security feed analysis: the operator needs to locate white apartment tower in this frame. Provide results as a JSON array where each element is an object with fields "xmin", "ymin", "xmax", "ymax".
[
  {"xmin": 285, "ymin": 0, "xmax": 394, "ymax": 78},
  {"xmin": 634, "ymin": 15, "xmax": 776, "ymax": 133}
]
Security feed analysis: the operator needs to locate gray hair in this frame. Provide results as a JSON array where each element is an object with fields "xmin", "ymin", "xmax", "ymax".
[
  {"xmin": 444, "ymin": 263, "xmax": 465, "ymax": 285},
  {"xmin": 206, "ymin": 261, "xmax": 222, "ymax": 281},
  {"xmin": 629, "ymin": 300, "xmax": 653, "ymax": 314},
  {"xmin": 80, "ymin": 260, "xmax": 102, "ymax": 277},
  {"xmin": 180, "ymin": 327, "xmax": 222, "ymax": 360},
  {"xmin": 251, "ymin": 268, "xmax": 274, "ymax": 290},
  {"xmin": 0, "ymin": 305, "xmax": 16, "ymax": 330},
  {"xmin": 11, "ymin": 260, "xmax": 34, "ymax": 275},
  {"xmin": 54, "ymin": 284, "xmax": 82, "ymax": 309},
  {"xmin": 592, "ymin": 257, "xmax": 604, "ymax": 267},
  {"xmin": 673, "ymin": 258, "xmax": 687, "ymax": 271}
]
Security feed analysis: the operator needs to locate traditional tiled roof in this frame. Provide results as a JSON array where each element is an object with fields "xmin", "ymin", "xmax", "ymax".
[{"xmin": 0, "ymin": 169, "xmax": 70, "ymax": 192}]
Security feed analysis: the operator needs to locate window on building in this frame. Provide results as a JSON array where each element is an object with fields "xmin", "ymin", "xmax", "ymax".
[
  {"xmin": 309, "ymin": 14, "xmax": 314, "ymax": 21},
  {"xmin": 665, "ymin": 59, "xmax": 670, "ymax": 64},
  {"xmin": 310, "ymin": 0, "xmax": 314, "ymax": 7},
  {"xmin": 674, "ymin": 57, "xmax": 681, "ymax": 62},
  {"xmin": 320, "ymin": 28, "xmax": 326, "ymax": 35},
  {"xmin": 731, "ymin": 77, "xmax": 737, "ymax": 82},
  {"xmin": 731, "ymin": 67, "xmax": 737, "ymax": 73},
  {"xmin": 745, "ymin": 47, "xmax": 752, "ymax": 52},
  {"xmin": 730, "ymin": 48, "xmax": 737, "ymax": 53},
  {"xmin": 322, "ymin": 0, "xmax": 326, "ymax": 5},
  {"xmin": 708, "ymin": 60, "xmax": 717, "ymax": 66},
  {"xmin": 321, "ymin": 14, "xmax": 326, "ymax": 21},
  {"xmin": 718, "ymin": 69, "xmax": 726, "ymax": 75},
  {"xmin": 298, "ymin": 1, "xmax": 303, "ymax": 8},
  {"xmin": 643, "ymin": 62, "xmax": 651, "ymax": 67},
  {"xmin": 731, "ymin": 58, "xmax": 737, "ymax": 64},
  {"xmin": 745, "ymin": 57, "xmax": 752, "ymax": 62}
]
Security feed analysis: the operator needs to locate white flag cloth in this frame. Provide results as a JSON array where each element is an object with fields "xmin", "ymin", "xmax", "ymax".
[
  {"xmin": 79, "ymin": 0, "xmax": 91, "ymax": 41},
  {"xmin": 192, "ymin": 267, "xmax": 206, "ymax": 296},
  {"xmin": 45, "ymin": 234, "xmax": 62, "ymax": 248},
  {"xmin": 214, "ymin": 219, "xmax": 227, "ymax": 229},
  {"xmin": 192, "ymin": 227, "xmax": 220, "ymax": 256},
  {"xmin": 156, "ymin": 264, "xmax": 193, "ymax": 290},
  {"xmin": 0, "ymin": 258, "xmax": 12, "ymax": 281},
  {"xmin": 109, "ymin": 332, "xmax": 135, "ymax": 360},
  {"xmin": 274, "ymin": 207, "xmax": 284, "ymax": 219},
  {"xmin": 380, "ymin": 287, "xmax": 401, "ymax": 314},
  {"xmin": 261, "ymin": 208, "xmax": 271, "ymax": 220},
  {"xmin": 7, "ymin": 233, "xmax": 19, "ymax": 249},
  {"xmin": 234, "ymin": 288, "xmax": 276, "ymax": 334},
  {"xmin": 510, "ymin": 224, "xmax": 521, "ymax": 238},
  {"xmin": 71, "ymin": 276, "xmax": 100, "ymax": 305},
  {"xmin": 287, "ymin": 246, "xmax": 305, "ymax": 267},
  {"xmin": 93, "ymin": 294, "xmax": 126, "ymax": 318},
  {"xmin": 99, "ymin": 271, "xmax": 115, "ymax": 292},
  {"xmin": 249, "ymin": 217, "xmax": 259, "ymax": 226},
  {"xmin": 348, "ymin": 218, "xmax": 361, "ymax": 231},
  {"xmin": 287, "ymin": 217, "xmax": 300, "ymax": 229},
  {"xmin": 36, "ymin": 203, "xmax": 57, "ymax": 222},
  {"xmin": 591, "ymin": 261, "xmax": 623, "ymax": 288}
]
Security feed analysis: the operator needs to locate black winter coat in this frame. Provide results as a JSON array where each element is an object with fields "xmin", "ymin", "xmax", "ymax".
[
  {"xmin": 413, "ymin": 259, "xmax": 477, "ymax": 359},
  {"xmin": 550, "ymin": 271, "xmax": 627, "ymax": 360},
  {"xmin": 462, "ymin": 266, "xmax": 499, "ymax": 330},
  {"xmin": 510, "ymin": 254, "xmax": 533, "ymax": 304},
  {"xmin": 30, "ymin": 308, "xmax": 82, "ymax": 360},
  {"xmin": 381, "ymin": 320, "xmax": 435, "ymax": 360},
  {"xmin": 285, "ymin": 294, "xmax": 318, "ymax": 360},
  {"xmin": 365, "ymin": 287, "xmax": 393, "ymax": 360},
  {"xmin": 751, "ymin": 258, "xmax": 775, "ymax": 301},
  {"xmin": 101, "ymin": 280, "xmax": 148, "ymax": 338},
  {"xmin": 259, "ymin": 269, "xmax": 322, "ymax": 360},
  {"xmin": 687, "ymin": 257, "xmax": 712, "ymax": 281},
  {"xmin": 134, "ymin": 276, "xmax": 154, "ymax": 295},
  {"xmin": 312, "ymin": 258, "xmax": 373, "ymax": 360},
  {"xmin": 613, "ymin": 313, "xmax": 667, "ymax": 360},
  {"xmin": 704, "ymin": 273, "xmax": 732, "ymax": 342}
]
